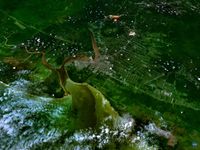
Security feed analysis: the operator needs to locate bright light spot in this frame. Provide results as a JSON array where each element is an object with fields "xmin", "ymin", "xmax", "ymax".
[
  {"xmin": 13, "ymin": 67, "xmax": 16, "ymax": 69},
  {"xmin": 192, "ymin": 141, "xmax": 198, "ymax": 147},
  {"xmin": 129, "ymin": 31, "xmax": 136, "ymax": 36},
  {"xmin": 181, "ymin": 111, "xmax": 183, "ymax": 114}
]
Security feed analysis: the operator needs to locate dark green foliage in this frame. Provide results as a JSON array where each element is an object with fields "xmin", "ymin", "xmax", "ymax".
[{"xmin": 0, "ymin": 0, "xmax": 200, "ymax": 149}]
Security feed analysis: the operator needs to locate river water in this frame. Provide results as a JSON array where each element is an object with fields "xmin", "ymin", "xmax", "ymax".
[{"xmin": 0, "ymin": 0, "xmax": 200, "ymax": 149}]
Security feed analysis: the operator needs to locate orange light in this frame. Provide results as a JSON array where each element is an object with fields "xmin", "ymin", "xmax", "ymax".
[{"xmin": 109, "ymin": 15, "xmax": 121, "ymax": 22}]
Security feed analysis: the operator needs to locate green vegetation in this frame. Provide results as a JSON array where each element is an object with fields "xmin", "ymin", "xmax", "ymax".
[{"xmin": 0, "ymin": 0, "xmax": 200, "ymax": 149}]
